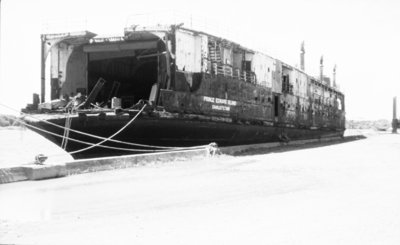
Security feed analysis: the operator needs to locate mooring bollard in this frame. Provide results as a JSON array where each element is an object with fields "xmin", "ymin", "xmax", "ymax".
[
  {"xmin": 34, "ymin": 154, "xmax": 48, "ymax": 165},
  {"xmin": 207, "ymin": 142, "xmax": 220, "ymax": 156}
]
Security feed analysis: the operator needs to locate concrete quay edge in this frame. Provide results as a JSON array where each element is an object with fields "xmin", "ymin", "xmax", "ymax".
[
  {"xmin": 0, "ymin": 135, "xmax": 364, "ymax": 184},
  {"xmin": 0, "ymin": 148, "xmax": 211, "ymax": 184}
]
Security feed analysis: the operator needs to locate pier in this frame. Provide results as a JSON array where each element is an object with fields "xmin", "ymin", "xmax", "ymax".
[{"xmin": 1, "ymin": 130, "xmax": 400, "ymax": 244}]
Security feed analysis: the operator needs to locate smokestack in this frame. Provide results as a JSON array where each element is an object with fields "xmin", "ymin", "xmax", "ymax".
[
  {"xmin": 300, "ymin": 41, "xmax": 305, "ymax": 71},
  {"xmin": 333, "ymin": 64, "xmax": 337, "ymax": 87},
  {"xmin": 320, "ymin": 56, "xmax": 324, "ymax": 83}
]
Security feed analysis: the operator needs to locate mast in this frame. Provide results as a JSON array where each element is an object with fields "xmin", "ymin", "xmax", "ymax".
[
  {"xmin": 0, "ymin": 0, "xmax": 2, "ymax": 86},
  {"xmin": 333, "ymin": 64, "xmax": 337, "ymax": 87},
  {"xmin": 393, "ymin": 96, "xmax": 398, "ymax": 133},
  {"xmin": 300, "ymin": 41, "xmax": 305, "ymax": 71},
  {"xmin": 40, "ymin": 35, "xmax": 46, "ymax": 103},
  {"xmin": 319, "ymin": 55, "xmax": 324, "ymax": 83}
]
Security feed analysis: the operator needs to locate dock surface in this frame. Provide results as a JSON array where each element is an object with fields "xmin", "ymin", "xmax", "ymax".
[
  {"xmin": 0, "ymin": 127, "xmax": 73, "ymax": 168},
  {"xmin": 1, "ymin": 131, "xmax": 400, "ymax": 244}
]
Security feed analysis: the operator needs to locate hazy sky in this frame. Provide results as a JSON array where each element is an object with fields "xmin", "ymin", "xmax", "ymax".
[{"xmin": 1, "ymin": 0, "xmax": 399, "ymax": 120}]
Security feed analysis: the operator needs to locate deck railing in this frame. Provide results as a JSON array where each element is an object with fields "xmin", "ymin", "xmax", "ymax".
[{"xmin": 211, "ymin": 62, "xmax": 255, "ymax": 84}]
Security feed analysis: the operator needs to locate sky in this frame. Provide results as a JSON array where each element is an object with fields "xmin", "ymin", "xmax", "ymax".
[{"xmin": 0, "ymin": 0, "xmax": 399, "ymax": 120}]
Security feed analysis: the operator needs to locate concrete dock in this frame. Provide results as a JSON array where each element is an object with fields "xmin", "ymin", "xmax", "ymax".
[
  {"xmin": 0, "ymin": 129, "xmax": 361, "ymax": 184},
  {"xmin": 1, "ymin": 131, "xmax": 400, "ymax": 244}
]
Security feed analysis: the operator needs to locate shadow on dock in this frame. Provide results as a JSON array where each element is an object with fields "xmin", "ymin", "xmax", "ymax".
[{"xmin": 231, "ymin": 135, "xmax": 366, "ymax": 157}]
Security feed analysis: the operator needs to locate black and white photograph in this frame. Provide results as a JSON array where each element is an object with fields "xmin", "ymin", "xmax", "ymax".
[{"xmin": 1, "ymin": 0, "xmax": 400, "ymax": 244}]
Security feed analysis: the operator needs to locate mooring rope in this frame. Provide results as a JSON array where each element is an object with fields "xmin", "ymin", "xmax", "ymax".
[
  {"xmin": 67, "ymin": 104, "xmax": 147, "ymax": 154},
  {"xmin": 0, "ymin": 103, "xmax": 210, "ymax": 155},
  {"xmin": 0, "ymin": 103, "xmax": 206, "ymax": 150},
  {"xmin": 60, "ymin": 111, "xmax": 72, "ymax": 149},
  {"xmin": 2, "ymin": 113, "xmax": 169, "ymax": 153}
]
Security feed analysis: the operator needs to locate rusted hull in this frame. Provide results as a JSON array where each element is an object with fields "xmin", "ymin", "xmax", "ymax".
[
  {"xmin": 27, "ymin": 26, "xmax": 346, "ymax": 159},
  {"xmin": 26, "ymin": 114, "xmax": 344, "ymax": 159}
]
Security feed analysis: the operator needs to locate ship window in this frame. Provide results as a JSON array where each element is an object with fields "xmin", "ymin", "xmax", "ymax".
[
  {"xmin": 337, "ymin": 98, "xmax": 342, "ymax": 110},
  {"xmin": 243, "ymin": 61, "xmax": 251, "ymax": 71},
  {"xmin": 282, "ymin": 74, "xmax": 292, "ymax": 93}
]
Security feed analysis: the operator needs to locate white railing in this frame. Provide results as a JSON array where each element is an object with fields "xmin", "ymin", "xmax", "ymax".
[{"xmin": 212, "ymin": 62, "xmax": 255, "ymax": 83}]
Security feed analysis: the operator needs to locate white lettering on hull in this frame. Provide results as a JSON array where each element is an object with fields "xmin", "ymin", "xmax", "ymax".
[
  {"xmin": 212, "ymin": 105, "xmax": 230, "ymax": 111},
  {"xmin": 203, "ymin": 96, "xmax": 237, "ymax": 112}
]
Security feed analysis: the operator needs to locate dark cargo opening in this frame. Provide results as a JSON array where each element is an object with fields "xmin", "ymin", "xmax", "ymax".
[
  {"xmin": 43, "ymin": 31, "xmax": 170, "ymax": 108},
  {"xmin": 274, "ymin": 95, "xmax": 280, "ymax": 117},
  {"xmin": 87, "ymin": 55, "xmax": 158, "ymax": 108},
  {"xmin": 83, "ymin": 33, "xmax": 167, "ymax": 108}
]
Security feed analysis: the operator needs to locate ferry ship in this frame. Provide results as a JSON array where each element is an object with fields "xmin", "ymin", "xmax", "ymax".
[{"xmin": 22, "ymin": 24, "xmax": 345, "ymax": 158}]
